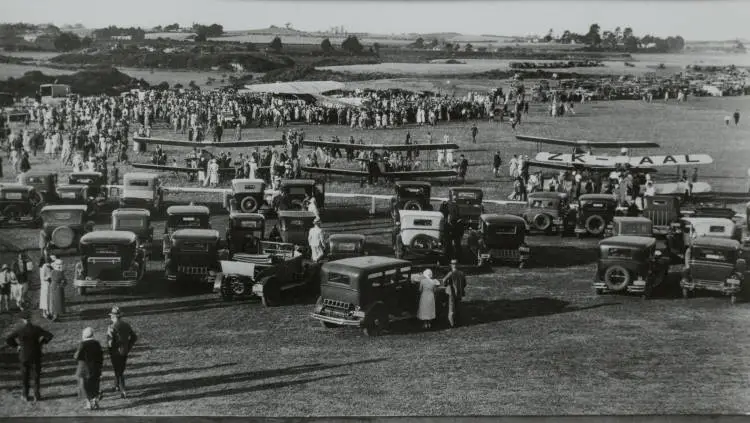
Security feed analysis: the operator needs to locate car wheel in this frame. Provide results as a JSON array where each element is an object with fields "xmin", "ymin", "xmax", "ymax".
[
  {"xmin": 363, "ymin": 309, "xmax": 387, "ymax": 337},
  {"xmin": 77, "ymin": 287, "xmax": 87, "ymax": 296},
  {"xmin": 532, "ymin": 214, "xmax": 552, "ymax": 232},
  {"xmin": 240, "ymin": 196, "xmax": 259, "ymax": 213},
  {"xmin": 260, "ymin": 276, "xmax": 280, "ymax": 307},
  {"xmin": 220, "ymin": 278, "xmax": 234, "ymax": 302},
  {"xmin": 603, "ymin": 265, "xmax": 631, "ymax": 292},
  {"xmin": 403, "ymin": 200, "xmax": 422, "ymax": 211},
  {"xmin": 230, "ymin": 276, "xmax": 246, "ymax": 296},
  {"xmin": 585, "ymin": 215, "xmax": 606, "ymax": 236}
]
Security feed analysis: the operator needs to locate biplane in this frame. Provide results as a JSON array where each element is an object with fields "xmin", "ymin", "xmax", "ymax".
[
  {"xmin": 298, "ymin": 140, "xmax": 461, "ymax": 180},
  {"xmin": 132, "ymin": 136, "xmax": 284, "ymax": 149},
  {"xmin": 131, "ymin": 148, "xmax": 270, "ymax": 178}
]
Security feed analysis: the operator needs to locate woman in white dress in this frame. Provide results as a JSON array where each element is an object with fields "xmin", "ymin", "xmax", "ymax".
[
  {"xmin": 38, "ymin": 254, "xmax": 53, "ymax": 319},
  {"xmin": 207, "ymin": 159, "xmax": 220, "ymax": 187},
  {"xmin": 417, "ymin": 269, "xmax": 441, "ymax": 330}
]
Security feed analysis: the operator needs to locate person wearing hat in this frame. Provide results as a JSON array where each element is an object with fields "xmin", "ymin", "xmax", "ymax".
[
  {"xmin": 75, "ymin": 327, "xmax": 103, "ymax": 410},
  {"xmin": 308, "ymin": 218, "xmax": 326, "ymax": 262},
  {"xmin": 38, "ymin": 254, "xmax": 53, "ymax": 319},
  {"xmin": 5, "ymin": 310, "xmax": 54, "ymax": 402},
  {"xmin": 417, "ymin": 269, "xmax": 441, "ymax": 330},
  {"xmin": 48, "ymin": 259, "xmax": 66, "ymax": 322},
  {"xmin": 12, "ymin": 252, "xmax": 33, "ymax": 311},
  {"xmin": 0, "ymin": 263, "xmax": 12, "ymax": 313},
  {"xmin": 107, "ymin": 306, "xmax": 138, "ymax": 398},
  {"xmin": 442, "ymin": 259, "xmax": 467, "ymax": 328}
]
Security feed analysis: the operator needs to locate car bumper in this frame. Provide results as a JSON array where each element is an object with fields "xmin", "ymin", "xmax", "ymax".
[
  {"xmin": 74, "ymin": 278, "xmax": 138, "ymax": 288},
  {"xmin": 593, "ymin": 278, "xmax": 648, "ymax": 293},
  {"xmin": 480, "ymin": 249, "xmax": 529, "ymax": 261},
  {"xmin": 310, "ymin": 312, "xmax": 362, "ymax": 327},
  {"xmin": 680, "ymin": 278, "xmax": 741, "ymax": 295},
  {"xmin": 574, "ymin": 226, "xmax": 587, "ymax": 234}
]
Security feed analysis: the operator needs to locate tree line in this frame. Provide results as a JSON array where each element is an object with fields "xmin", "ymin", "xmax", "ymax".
[
  {"xmin": 544, "ymin": 24, "xmax": 685, "ymax": 52},
  {"xmin": 268, "ymin": 35, "xmax": 378, "ymax": 55}
]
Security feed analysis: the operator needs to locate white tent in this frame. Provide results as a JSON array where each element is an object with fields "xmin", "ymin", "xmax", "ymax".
[
  {"xmin": 701, "ymin": 85, "xmax": 722, "ymax": 96},
  {"xmin": 241, "ymin": 80, "xmax": 345, "ymax": 95}
]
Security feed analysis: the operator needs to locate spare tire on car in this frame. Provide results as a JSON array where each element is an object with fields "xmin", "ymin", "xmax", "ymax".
[
  {"xmin": 585, "ymin": 215, "xmax": 606, "ymax": 235},
  {"xmin": 532, "ymin": 214, "xmax": 552, "ymax": 232},
  {"xmin": 51, "ymin": 226, "xmax": 75, "ymax": 248},
  {"xmin": 604, "ymin": 265, "xmax": 631, "ymax": 292}
]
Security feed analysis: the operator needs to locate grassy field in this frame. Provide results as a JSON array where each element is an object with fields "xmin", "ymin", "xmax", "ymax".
[{"xmin": 1, "ymin": 91, "xmax": 749, "ymax": 417}]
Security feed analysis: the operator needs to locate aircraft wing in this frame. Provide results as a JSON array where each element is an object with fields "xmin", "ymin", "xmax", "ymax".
[
  {"xmin": 132, "ymin": 163, "xmax": 240, "ymax": 175},
  {"xmin": 691, "ymin": 191, "xmax": 750, "ymax": 203},
  {"xmin": 527, "ymin": 158, "xmax": 659, "ymax": 173},
  {"xmin": 384, "ymin": 169, "xmax": 459, "ymax": 178},
  {"xmin": 302, "ymin": 167, "xmax": 368, "ymax": 177},
  {"xmin": 534, "ymin": 152, "xmax": 712, "ymax": 168},
  {"xmin": 517, "ymin": 135, "xmax": 660, "ymax": 149},
  {"xmin": 302, "ymin": 140, "xmax": 460, "ymax": 152},
  {"xmin": 133, "ymin": 137, "xmax": 283, "ymax": 148}
]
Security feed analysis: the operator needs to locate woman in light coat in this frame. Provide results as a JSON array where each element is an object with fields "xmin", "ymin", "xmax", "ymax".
[
  {"xmin": 417, "ymin": 269, "xmax": 441, "ymax": 329},
  {"xmin": 39, "ymin": 254, "xmax": 53, "ymax": 319},
  {"xmin": 48, "ymin": 259, "xmax": 66, "ymax": 321}
]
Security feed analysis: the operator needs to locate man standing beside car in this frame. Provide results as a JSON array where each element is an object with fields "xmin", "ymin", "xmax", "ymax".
[
  {"xmin": 107, "ymin": 306, "xmax": 137, "ymax": 399},
  {"xmin": 442, "ymin": 259, "xmax": 467, "ymax": 328}
]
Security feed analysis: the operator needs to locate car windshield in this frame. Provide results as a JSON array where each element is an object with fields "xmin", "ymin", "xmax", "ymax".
[
  {"xmin": 693, "ymin": 247, "xmax": 735, "ymax": 263},
  {"xmin": 237, "ymin": 219, "xmax": 262, "ymax": 229},
  {"xmin": 25, "ymin": 176, "xmax": 45, "ymax": 184},
  {"xmin": 455, "ymin": 191, "xmax": 478, "ymax": 200},
  {"xmin": 605, "ymin": 247, "xmax": 634, "ymax": 258},
  {"xmin": 708, "ymin": 225, "xmax": 728, "ymax": 234},
  {"xmin": 127, "ymin": 180, "xmax": 150, "ymax": 188},
  {"xmin": 87, "ymin": 244, "xmax": 121, "ymax": 256},
  {"xmin": 177, "ymin": 241, "xmax": 208, "ymax": 252},
  {"xmin": 46, "ymin": 210, "xmax": 82, "ymax": 221},
  {"xmin": 116, "ymin": 218, "xmax": 146, "ymax": 230},
  {"xmin": 331, "ymin": 242, "xmax": 359, "ymax": 253},
  {"xmin": 168, "ymin": 215, "xmax": 207, "ymax": 228},
  {"xmin": 620, "ymin": 223, "xmax": 652, "ymax": 235},
  {"xmin": 401, "ymin": 187, "xmax": 424, "ymax": 196},
  {"xmin": 412, "ymin": 219, "xmax": 434, "ymax": 227},
  {"xmin": 531, "ymin": 200, "xmax": 556, "ymax": 208},
  {"xmin": 287, "ymin": 187, "xmax": 307, "ymax": 196},
  {"xmin": 3, "ymin": 192, "xmax": 24, "ymax": 200},
  {"xmin": 327, "ymin": 272, "xmax": 351, "ymax": 286},
  {"xmin": 489, "ymin": 225, "xmax": 517, "ymax": 235},
  {"xmin": 70, "ymin": 176, "xmax": 96, "ymax": 185},
  {"xmin": 282, "ymin": 218, "xmax": 306, "ymax": 228}
]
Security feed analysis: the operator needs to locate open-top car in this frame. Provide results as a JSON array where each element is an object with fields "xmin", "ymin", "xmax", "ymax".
[
  {"xmin": 681, "ymin": 237, "xmax": 746, "ymax": 303},
  {"xmin": 119, "ymin": 172, "xmax": 164, "ymax": 215},
  {"xmin": 574, "ymin": 193, "xmax": 619, "ymax": 238},
  {"xmin": 39, "ymin": 205, "xmax": 94, "ymax": 252},
  {"xmin": 328, "ymin": 234, "xmax": 367, "ymax": 261},
  {"xmin": 164, "ymin": 228, "xmax": 223, "ymax": 289},
  {"xmin": 440, "ymin": 187, "xmax": 484, "ymax": 230},
  {"xmin": 467, "ymin": 214, "xmax": 530, "ymax": 268},
  {"xmin": 641, "ymin": 195, "xmax": 681, "ymax": 236},
  {"xmin": 522, "ymin": 192, "xmax": 573, "ymax": 235},
  {"xmin": 0, "ymin": 184, "xmax": 43, "ymax": 226},
  {"xmin": 393, "ymin": 210, "xmax": 447, "ymax": 264},
  {"xmin": 226, "ymin": 212, "xmax": 265, "ymax": 257},
  {"xmin": 224, "ymin": 178, "xmax": 267, "ymax": 213},
  {"xmin": 311, "ymin": 256, "xmax": 449, "ymax": 336},
  {"xmin": 390, "ymin": 181, "xmax": 432, "ymax": 222},
  {"xmin": 74, "ymin": 231, "xmax": 146, "ymax": 295},
  {"xmin": 18, "ymin": 171, "xmax": 58, "ymax": 202},
  {"xmin": 163, "ymin": 205, "xmax": 211, "ymax": 256},
  {"xmin": 112, "ymin": 208, "xmax": 154, "ymax": 259},
  {"xmin": 277, "ymin": 179, "xmax": 325, "ymax": 212},
  {"xmin": 594, "ymin": 235, "xmax": 671, "ymax": 298},
  {"xmin": 214, "ymin": 240, "xmax": 320, "ymax": 306}
]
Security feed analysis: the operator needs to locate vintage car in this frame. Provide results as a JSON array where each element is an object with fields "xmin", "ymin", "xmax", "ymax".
[
  {"xmin": 679, "ymin": 217, "xmax": 742, "ymax": 246},
  {"xmin": 119, "ymin": 173, "xmax": 164, "ymax": 215},
  {"xmin": 214, "ymin": 240, "xmax": 320, "ymax": 305},
  {"xmin": 162, "ymin": 205, "xmax": 211, "ymax": 256},
  {"xmin": 224, "ymin": 178, "xmax": 267, "ymax": 213},
  {"xmin": 641, "ymin": 195, "xmax": 681, "ymax": 236},
  {"xmin": 18, "ymin": 171, "xmax": 58, "ymax": 202},
  {"xmin": 164, "ymin": 228, "xmax": 223, "ymax": 288},
  {"xmin": 440, "ymin": 187, "xmax": 484, "ymax": 230},
  {"xmin": 0, "ymin": 184, "xmax": 43, "ymax": 225},
  {"xmin": 681, "ymin": 237, "xmax": 746, "ymax": 303},
  {"xmin": 74, "ymin": 231, "xmax": 146, "ymax": 295},
  {"xmin": 39, "ymin": 205, "xmax": 95, "ymax": 251},
  {"xmin": 606, "ymin": 216, "xmax": 654, "ymax": 238},
  {"xmin": 56, "ymin": 171, "xmax": 108, "ymax": 215},
  {"xmin": 276, "ymin": 210, "xmax": 317, "ymax": 249},
  {"xmin": 390, "ymin": 181, "xmax": 433, "ymax": 222},
  {"xmin": 574, "ymin": 193, "xmax": 619, "ymax": 238},
  {"xmin": 393, "ymin": 210, "xmax": 447, "ymax": 263},
  {"xmin": 226, "ymin": 212, "xmax": 265, "ymax": 257},
  {"xmin": 311, "ymin": 256, "xmax": 449, "ymax": 336},
  {"xmin": 521, "ymin": 192, "xmax": 573, "ymax": 235},
  {"xmin": 593, "ymin": 235, "xmax": 671, "ymax": 297},
  {"xmin": 467, "ymin": 214, "xmax": 530, "ymax": 268},
  {"xmin": 328, "ymin": 234, "xmax": 367, "ymax": 261},
  {"xmin": 111, "ymin": 208, "xmax": 154, "ymax": 258},
  {"xmin": 277, "ymin": 179, "xmax": 325, "ymax": 212}
]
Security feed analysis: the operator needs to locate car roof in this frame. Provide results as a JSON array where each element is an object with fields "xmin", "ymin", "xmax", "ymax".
[
  {"xmin": 529, "ymin": 192, "xmax": 565, "ymax": 199},
  {"xmin": 691, "ymin": 237, "xmax": 741, "ymax": 249},
  {"xmin": 41, "ymin": 204, "xmax": 88, "ymax": 212},
  {"xmin": 0, "ymin": 184, "xmax": 33, "ymax": 192},
  {"xmin": 80, "ymin": 230, "xmax": 137, "ymax": 245},
  {"xmin": 278, "ymin": 210, "xmax": 316, "ymax": 218},
  {"xmin": 22, "ymin": 171, "xmax": 56, "ymax": 177},
  {"xmin": 613, "ymin": 216, "xmax": 652, "ymax": 224},
  {"xmin": 171, "ymin": 229, "xmax": 220, "ymax": 240},
  {"xmin": 322, "ymin": 256, "xmax": 411, "ymax": 274},
  {"xmin": 229, "ymin": 212, "xmax": 265, "ymax": 220},
  {"xmin": 231, "ymin": 178, "xmax": 265, "ymax": 185},
  {"xmin": 329, "ymin": 234, "xmax": 366, "ymax": 241},
  {"xmin": 399, "ymin": 210, "xmax": 444, "ymax": 219},
  {"xmin": 395, "ymin": 181, "xmax": 431, "ymax": 188},
  {"xmin": 281, "ymin": 179, "xmax": 315, "ymax": 186},
  {"xmin": 578, "ymin": 194, "xmax": 617, "ymax": 202},
  {"xmin": 167, "ymin": 205, "xmax": 210, "ymax": 215},
  {"xmin": 113, "ymin": 208, "xmax": 151, "ymax": 217},
  {"xmin": 480, "ymin": 214, "xmax": 526, "ymax": 224},
  {"xmin": 599, "ymin": 235, "xmax": 656, "ymax": 248},
  {"xmin": 123, "ymin": 172, "xmax": 159, "ymax": 180},
  {"xmin": 682, "ymin": 217, "xmax": 734, "ymax": 225},
  {"xmin": 70, "ymin": 171, "xmax": 103, "ymax": 177}
]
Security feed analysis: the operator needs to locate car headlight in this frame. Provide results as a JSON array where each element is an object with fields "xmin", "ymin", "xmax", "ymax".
[{"xmin": 209, "ymin": 270, "xmax": 217, "ymax": 277}]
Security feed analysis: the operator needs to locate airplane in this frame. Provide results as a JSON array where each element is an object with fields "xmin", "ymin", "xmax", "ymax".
[
  {"xmin": 302, "ymin": 166, "xmax": 459, "ymax": 180},
  {"xmin": 132, "ymin": 136, "xmax": 284, "ymax": 149},
  {"xmin": 516, "ymin": 135, "xmax": 661, "ymax": 154},
  {"xmin": 299, "ymin": 139, "xmax": 460, "ymax": 153}
]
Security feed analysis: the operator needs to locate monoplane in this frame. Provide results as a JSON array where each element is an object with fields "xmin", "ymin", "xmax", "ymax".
[{"xmin": 132, "ymin": 136, "xmax": 284, "ymax": 149}]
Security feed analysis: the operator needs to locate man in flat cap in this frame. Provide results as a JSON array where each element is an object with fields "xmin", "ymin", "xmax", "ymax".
[{"xmin": 106, "ymin": 306, "xmax": 137, "ymax": 398}]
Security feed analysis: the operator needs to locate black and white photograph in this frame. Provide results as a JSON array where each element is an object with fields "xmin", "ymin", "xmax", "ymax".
[{"xmin": 0, "ymin": 0, "xmax": 749, "ymax": 418}]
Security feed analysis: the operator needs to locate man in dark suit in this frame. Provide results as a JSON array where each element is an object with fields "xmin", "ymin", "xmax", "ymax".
[
  {"xmin": 5, "ymin": 311, "xmax": 54, "ymax": 402},
  {"xmin": 106, "ymin": 306, "xmax": 137, "ymax": 398},
  {"xmin": 442, "ymin": 260, "xmax": 467, "ymax": 328}
]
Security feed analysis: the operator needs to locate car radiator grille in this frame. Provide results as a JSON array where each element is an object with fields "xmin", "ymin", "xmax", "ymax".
[
  {"xmin": 323, "ymin": 298, "xmax": 353, "ymax": 312},
  {"xmin": 692, "ymin": 279, "xmax": 725, "ymax": 289},
  {"xmin": 644, "ymin": 210, "xmax": 671, "ymax": 228},
  {"xmin": 232, "ymin": 253, "xmax": 273, "ymax": 265},
  {"xmin": 178, "ymin": 266, "xmax": 209, "ymax": 276}
]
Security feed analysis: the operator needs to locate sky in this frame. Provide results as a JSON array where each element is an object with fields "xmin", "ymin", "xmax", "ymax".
[{"xmin": 2, "ymin": 0, "xmax": 748, "ymax": 41}]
